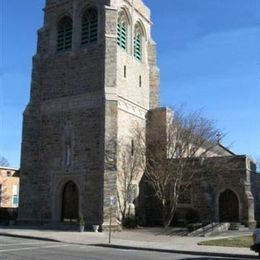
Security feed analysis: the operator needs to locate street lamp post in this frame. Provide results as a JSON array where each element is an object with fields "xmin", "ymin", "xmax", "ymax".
[{"xmin": 108, "ymin": 195, "xmax": 115, "ymax": 244}]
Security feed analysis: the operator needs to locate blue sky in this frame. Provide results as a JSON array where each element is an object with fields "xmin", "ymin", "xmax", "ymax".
[{"xmin": 1, "ymin": 0, "xmax": 259, "ymax": 167}]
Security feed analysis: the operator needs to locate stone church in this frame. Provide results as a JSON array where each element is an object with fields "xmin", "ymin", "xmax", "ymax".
[
  {"xmin": 19, "ymin": 0, "xmax": 159, "ymax": 227},
  {"xmin": 18, "ymin": 0, "xmax": 258, "ymax": 229}
]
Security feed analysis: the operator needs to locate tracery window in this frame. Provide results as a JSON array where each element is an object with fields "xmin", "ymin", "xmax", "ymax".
[
  {"xmin": 57, "ymin": 16, "xmax": 73, "ymax": 51},
  {"xmin": 81, "ymin": 8, "xmax": 98, "ymax": 45}
]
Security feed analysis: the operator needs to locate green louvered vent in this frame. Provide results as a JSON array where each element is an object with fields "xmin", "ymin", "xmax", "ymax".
[
  {"xmin": 134, "ymin": 34, "xmax": 142, "ymax": 61},
  {"xmin": 117, "ymin": 22, "xmax": 127, "ymax": 50},
  {"xmin": 57, "ymin": 17, "xmax": 72, "ymax": 52},
  {"xmin": 81, "ymin": 9, "xmax": 98, "ymax": 45}
]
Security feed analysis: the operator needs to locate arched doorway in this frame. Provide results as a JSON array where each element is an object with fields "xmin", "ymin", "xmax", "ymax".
[
  {"xmin": 219, "ymin": 189, "xmax": 239, "ymax": 222},
  {"xmin": 61, "ymin": 181, "xmax": 79, "ymax": 222}
]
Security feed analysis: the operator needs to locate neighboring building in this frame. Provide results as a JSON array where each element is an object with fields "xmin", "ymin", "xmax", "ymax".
[
  {"xmin": 0, "ymin": 167, "xmax": 19, "ymax": 208},
  {"xmin": 19, "ymin": 0, "xmax": 258, "ymax": 229},
  {"xmin": 19, "ymin": 0, "xmax": 159, "ymax": 227}
]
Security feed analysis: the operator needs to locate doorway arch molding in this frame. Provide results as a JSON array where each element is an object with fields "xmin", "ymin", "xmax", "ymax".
[
  {"xmin": 215, "ymin": 187, "xmax": 242, "ymax": 223},
  {"xmin": 53, "ymin": 176, "xmax": 83, "ymax": 222}
]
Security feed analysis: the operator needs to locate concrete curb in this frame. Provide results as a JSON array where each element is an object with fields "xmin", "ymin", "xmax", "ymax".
[
  {"xmin": 0, "ymin": 233, "xmax": 60, "ymax": 243},
  {"xmin": 93, "ymin": 243, "xmax": 259, "ymax": 259},
  {"xmin": 0, "ymin": 233, "xmax": 258, "ymax": 259}
]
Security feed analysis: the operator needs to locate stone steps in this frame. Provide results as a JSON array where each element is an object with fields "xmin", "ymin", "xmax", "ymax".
[{"xmin": 188, "ymin": 222, "xmax": 250, "ymax": 237}]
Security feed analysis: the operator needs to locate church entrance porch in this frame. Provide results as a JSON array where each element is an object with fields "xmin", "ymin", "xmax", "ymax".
[
  {"xmin": 219, "ymin": 189, "xmax": 239, "ymax": 222},
  {"xmin": 61, "ymin": 181, "xmax": 79, "ymax": 223}
]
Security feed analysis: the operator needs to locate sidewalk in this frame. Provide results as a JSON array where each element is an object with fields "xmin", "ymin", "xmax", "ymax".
[{"xmin": 0, "ymin": 226, "xmax": 257, "ymax": 259}]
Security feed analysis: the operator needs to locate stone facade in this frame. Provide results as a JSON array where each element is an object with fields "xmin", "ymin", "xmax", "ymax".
[{"xmin": 19, "ymin": 0, "xmax": 159, "ymax": 227}]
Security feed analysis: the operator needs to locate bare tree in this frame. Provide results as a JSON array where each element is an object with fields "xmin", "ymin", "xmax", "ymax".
[
  {"xmin": 105, "ymin": 124, "xmax": 146, "ymax": 222},
  {"xmin": 0, "ymin": 179, "xmax": 12, "ymax": 206},
  {"xmin": 256, "ymin": 158, "xmax": 260, "ymax": 173},
  {"xmin": 0, "ymin": 156, "xmax": 11, "ymax": 207},
  {"xmin": 0, "ymin": 155, "xmax": 9, "ymax": 167},
  {"xmin": 145, "ymin": 109, "xmax": 220, "ymax": 228}
]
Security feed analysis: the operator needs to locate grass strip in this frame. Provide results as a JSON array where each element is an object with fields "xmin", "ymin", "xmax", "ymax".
[{"xmin": 198, "ymin": 236, "xmax": 253, "ymax": 248}]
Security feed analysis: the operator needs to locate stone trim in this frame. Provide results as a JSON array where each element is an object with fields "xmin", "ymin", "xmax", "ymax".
[
  {"xmin": 118, "ymin": 96, "xmax": 147, "ymax": 119},
  {"xmin": 104, "ymin": 5, "xmax": 118, "ymax": 11},
  {"xmin": 52, "ymin": 175, "xmax": 84, "ymax": 222},
  {"xmin": 41, "ymin": 92, "xmax": 103, "ymax": 114},
  {"xmin": 105, "ymin": 34, "xmax": 117, "ymax": 38},
  {"xmin": 118, "ymin": 95, "xmax": 148, "ymax": 111}
]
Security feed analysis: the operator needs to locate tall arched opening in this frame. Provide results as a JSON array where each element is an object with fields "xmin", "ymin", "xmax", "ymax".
[
  {"xmin": 61, "ymin": 181, "xmax": 79, "ymax": 222},
  {"xmin": 219, "ymin": 189, "xmax": 239, "ymax": 222}
]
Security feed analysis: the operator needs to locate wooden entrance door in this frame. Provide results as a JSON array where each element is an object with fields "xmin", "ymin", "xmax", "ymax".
[
  {"xmin": 219, "ymin": 189, "xmax": 239, "ymax": 222},
  {"xmin": 61, "ymin": 181, "xmax": 79, "ymax": 222}
]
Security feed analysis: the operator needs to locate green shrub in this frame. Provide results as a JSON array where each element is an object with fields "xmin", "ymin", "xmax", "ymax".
[
  {"xmin": 122, "ymin": 217, "xmax": 138, "ymax": 229},
  {"xmin": 78, "ymin": 215, "xmax": 85, "ymax": 226}
]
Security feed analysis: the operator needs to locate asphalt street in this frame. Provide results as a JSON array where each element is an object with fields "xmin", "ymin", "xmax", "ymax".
[{"xmin": 0, "ymin": 236, "xmax": 253, "ymax": 260}]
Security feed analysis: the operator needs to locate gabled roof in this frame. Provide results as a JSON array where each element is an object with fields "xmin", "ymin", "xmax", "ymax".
[{"xmin": 214, "ymin": 142, "xmax": 236, "ymax": 156}]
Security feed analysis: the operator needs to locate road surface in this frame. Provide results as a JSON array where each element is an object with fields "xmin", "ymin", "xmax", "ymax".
[{"xmin": 0, "ymin": 236, "xmax": 252, "ymax": 260}]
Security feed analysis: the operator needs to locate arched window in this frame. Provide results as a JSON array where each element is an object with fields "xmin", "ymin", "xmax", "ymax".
[
  {"xmin": 117, "ymin": 11, "xmax": 128, "ymax": 50},
  {"xmin": 81, "ymin": 8, "xmax": 98, "ymax": 45},
  {"xmin": 57, "ymin": 16, "xmax": 72, "ymax": 51},
  {"xmin": 134, "ymin": 23, "xmax": 144, "ymax": 61}
]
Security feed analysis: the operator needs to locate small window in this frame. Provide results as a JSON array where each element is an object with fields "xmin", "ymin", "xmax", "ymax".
[
  {"xmin": 13, "ymin": 195, "xmax": 19, "ymax": 208},
  {"xmin": 131, "ymin": 140, "xmax": 134, "ymax": 156},
  {"xmin": 12, "ymin": 185, "xmax": 19, "ymax": 208},
  {"xmin": 7, "ymin": 171, "xmax": 11, "ymax": 177},
  {"xmin": 124, "ymin": 66, "xmax": 127, "ymax": 78},
  {"xmin": 139, "ymin": 75, "xmax": 142, "ymax": 87},
  {"xmin": 81, "ymin": 8, "xmax": 98, "ymax": 45},
  {"xmin": 57, "ymin": 16, "xmax": 72, "ymax": 52}
]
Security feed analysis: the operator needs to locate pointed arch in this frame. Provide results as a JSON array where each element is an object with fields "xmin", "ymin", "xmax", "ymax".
[
  {"xmin": 81, "ymin": 7, "xmax": 98, "ymax": 45},
  {"xmin": 133, "ymin": 21, "xmax": 146, "ymax": 61},
  {"xmin": 61, "ymin": 181, "xmax": 79, "ymax": 222},
  {"xmin": 57, "ymin": 16, "xmax": 72, "ymax": 51},
  {"xmin": 117, "ymin": 8, "xmax": 131, "ymax": 51},
  {"xmin": 218, "ymin": 189, "xmax": 240, "ymax": 222}
]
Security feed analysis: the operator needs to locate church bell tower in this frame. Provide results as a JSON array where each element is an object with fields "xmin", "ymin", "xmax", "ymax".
[{"xmin": 19, "ymin": 0, "xmax": 160, "ymax": 227}]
